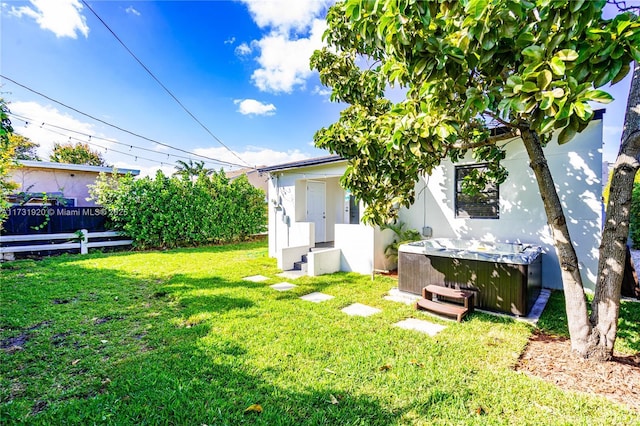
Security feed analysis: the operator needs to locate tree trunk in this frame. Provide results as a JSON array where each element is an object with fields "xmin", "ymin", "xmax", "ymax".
[
  {"xmin": 520, "ymin": 128, "xmax": 592, "ymax": 356},
  {"xmin": 589, "ymin": 61, "xmax": 640, "ymax": 361}
]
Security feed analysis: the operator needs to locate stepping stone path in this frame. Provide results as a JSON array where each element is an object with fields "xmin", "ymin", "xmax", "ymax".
[
  {"xmin": 299, "ymin": 292, "xmax": 334, "ymax": 303},
  {"xmin": 270, "ymin": 282, "xmax": 297, "ymax": 291},
  {"xmin": 243, "ymin": 275, "xmax": 269, "ymax": 282},
  {"xmin": 341, "ymin": 303, "xmax": 381, "ymax": 317},
  {"xmin": 247, "ymin": 277, "xmax": 447, "ymax": 335},
  {"xmin": 393, "ymin": 318, "xmax": 446, "ymax": 336}
]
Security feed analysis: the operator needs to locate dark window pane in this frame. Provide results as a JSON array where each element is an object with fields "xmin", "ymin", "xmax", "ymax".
[{"xmin": 455, "ymin": 165, "xmax": 499, "ymax": 219}]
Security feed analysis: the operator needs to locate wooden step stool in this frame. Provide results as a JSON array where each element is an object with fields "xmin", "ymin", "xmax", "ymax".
[{"xmin": 416, "ymin": 285, "xmax": 475, "ymax": 322}]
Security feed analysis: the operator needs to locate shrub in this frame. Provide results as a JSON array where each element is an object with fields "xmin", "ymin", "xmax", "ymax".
[
  {"xmin": 381, "ymin": 221, "xmax": 422, "ymax": 265},
  {"xmin": 90, "ymin": 170, "xmax": 266, "ymax": 248}
]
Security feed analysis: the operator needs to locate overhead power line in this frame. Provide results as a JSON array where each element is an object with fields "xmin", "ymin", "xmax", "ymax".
[
  {"xmin": 0, "ymin": 74, "xmax": 246, "ymax": 168},
  {"xmin": 9, "ymin": 112, "xmax": 235, "ymax": 168},
  {"xmin": 80, "ymin": 0, "xmax": 251, "ymax": 168}
]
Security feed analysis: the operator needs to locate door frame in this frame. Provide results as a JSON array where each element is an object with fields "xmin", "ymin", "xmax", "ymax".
[{"xmin": 306, "ymin": 180, "xmax": 326, "ymax": 243}]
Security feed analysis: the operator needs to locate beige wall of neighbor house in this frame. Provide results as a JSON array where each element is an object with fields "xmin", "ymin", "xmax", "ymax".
[
  {"xmin": 8, "ymin": 161, "xmax": 139, "ymax": 207},
  {"xmin": 226, "ymin": 167, "xmax": 269, "ymax": 196}
]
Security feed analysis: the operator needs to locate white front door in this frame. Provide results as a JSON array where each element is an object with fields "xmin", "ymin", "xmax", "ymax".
[{"xmin": 306, "ymin": 181, "xmax": 326, "ymax": 243}]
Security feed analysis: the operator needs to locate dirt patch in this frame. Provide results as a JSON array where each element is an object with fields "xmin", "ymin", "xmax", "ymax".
[
  {"xmin": 93, "ymin": 316, "xmax": 123, "ymax": 325},
  {"xmin": 1, "ymin": 321, "xmax": 52, "ymax": 354},
  {"xmin": 52, "ymin": 298, "xmax": 77, "ymax": 305},
  {"xmin": 30, "ymin": 400, "xmax": 48, "ymax": 416},
  {"xmin": 516, "ymin": 331, "xmax": 640, "ymax": 411},
  {"xmin": 50, "ymin": 332, "xmax": 71, "ymax": 347},
  {"xmin": 0, "ymin": 333, "xmax": 29, "ymax": 353}
]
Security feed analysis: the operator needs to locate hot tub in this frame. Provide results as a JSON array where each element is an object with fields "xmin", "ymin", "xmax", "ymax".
[{"xmin": 398, "ymin": 238, "xmax": 542, "ymax": 316}]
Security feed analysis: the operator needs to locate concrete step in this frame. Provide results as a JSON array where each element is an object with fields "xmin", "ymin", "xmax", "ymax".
[{"xmin": 293, "ymin": 260, "xmax": 308, "ymax": 273}]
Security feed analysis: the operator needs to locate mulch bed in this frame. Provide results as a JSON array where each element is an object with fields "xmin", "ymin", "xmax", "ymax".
[{"xmin": 515, "ymin": 331, "xmax": 640, "ymax": 411}]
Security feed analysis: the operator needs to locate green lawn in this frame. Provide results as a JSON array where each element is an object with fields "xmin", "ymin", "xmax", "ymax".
[{"xmin": 1, "ymin": 239, "xmax": 638, "ymax": 425}]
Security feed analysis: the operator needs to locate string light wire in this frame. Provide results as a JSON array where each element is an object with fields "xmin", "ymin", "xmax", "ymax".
[
  {"xmin": 8, "ymin": 112, "xmax": 235, "ymax": 169},
  {"xmin": 0, "ymin": 74, "xmax": 247, "ymax": 168}
]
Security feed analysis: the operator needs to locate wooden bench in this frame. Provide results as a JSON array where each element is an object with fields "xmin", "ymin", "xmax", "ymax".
[{"xmin": 415, "ymin": 285, "xmax": 475, "ymax": 322}]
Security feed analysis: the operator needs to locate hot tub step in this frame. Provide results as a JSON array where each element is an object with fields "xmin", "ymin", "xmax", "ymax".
[{"xmin": 416, "ymin": 298, "xmax": 469, "ymax": 322}]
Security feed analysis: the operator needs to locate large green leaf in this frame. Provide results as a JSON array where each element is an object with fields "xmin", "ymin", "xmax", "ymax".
[
  {"xmin": 558, "ymin": 125, "xmax": 577, "ymax": 145},
  {"xmin": 549, "ymin": 57, "xmax": 566, "ymax": 75},
  {"xmin": 465, "ymin": 0, "xmax": 489, "ymax": 20},
  {"xmin": 539, "ymin": 93, "xmax": 554, "ymax": 110},
  {"xmin": 555, "ymin": 49, "xmax": 579, "ymax": 62},
  {"xmin": 537, "ymin": 70, "xmax": 552, "ymax": 90},
  {"xmin": 583, "ymin": 89, "xmax": 613, "ymax": 103},
  {"xmin": 522, "ymin": 45, "xmax": 544, "ymax": 62},
  {"xmin": 521, "ymin": 81, "xmax": 539, "ymax": 93}
]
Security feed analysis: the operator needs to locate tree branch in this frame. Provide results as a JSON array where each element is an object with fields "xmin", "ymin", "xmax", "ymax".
[{"xmin": 607, "ymin": 0, "xmax": 640, "ymax": 13}]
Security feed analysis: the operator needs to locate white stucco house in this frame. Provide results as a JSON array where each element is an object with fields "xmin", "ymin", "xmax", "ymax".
[{"xmin": 258, "ymin": 110, "xmax": 605, "ymax": 291}]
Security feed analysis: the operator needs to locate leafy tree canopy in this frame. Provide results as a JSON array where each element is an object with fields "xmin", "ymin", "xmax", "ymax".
[
  {"xmin": 49, "ymin": 142, "xmax": 106, "ymax": 166},
  {"xmin": 9, "ymin": 134, "xmax": 40, "ymax": 161},
  {"xmin": 311, "ymin": 0, "xmax": 640, "ymax": 225},
  {"xmin": 173, "ymin": 159, "xmax": 214, "ymax": 179},
  {"xmin": 1, "ymin": 98, "xmax": 17, "ymax": 230}
]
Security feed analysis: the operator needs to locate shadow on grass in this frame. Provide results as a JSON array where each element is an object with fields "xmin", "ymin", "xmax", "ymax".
[
  {"xmin": 1, "ymin": 262, "xmax": 405, "ymax": 425},
  {"xmin": 33, "ymin": 337, "xmax": 403, "ymax": 425}
]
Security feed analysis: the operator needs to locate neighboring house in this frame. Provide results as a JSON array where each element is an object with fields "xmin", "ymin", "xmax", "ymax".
[
  {"xmin": 258, "ymin": 111, "xmax": 605, "ymax": 291},
  {"xmin": 226, "ymin": 167, "xmax": 269, "ymax": 196},
  {"xmin": 7, "ymin": 160, "xmax": 140, "ymax": 207}
]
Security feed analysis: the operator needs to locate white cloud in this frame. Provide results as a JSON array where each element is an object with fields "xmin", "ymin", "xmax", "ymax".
[
  {"xmin": 125, "ymin": 6, "xmax": 140, "ymax": 17},
  {"xmin": 235, "ymin": 42, "xmax": 253, "ymax": 56},
  {"xmin": 251, "ymin": 18, "xmax": 327, "ymax": 93},
  {"xmin": 238, "ymin": 0, "xmax": 332, "ymax": 93},
  {"xmin": 193, "ymin": 146, "xmax": 309, "ymax": 168},
  {"xmin": 312, "ymin": 85, "xmax": 331, "ymax": 97},
  {"xmin": 8, "ymin": 101, "xmax": 116, "ymax": 160},
  {"xmin": 9, "ymin": 0, "xmax": 89, "ymax": 39},
  {"xmin": 234, "ymin": 99, "xmax": 276, "ymax": 116},
  {"xmin": 240, "ymin": 0, "xmax": 333, "ymax": 33},
  {"xmin": 224, "ymin": 36, "xmax": 236, "ymax": 45},
  {"xmin": 153, "ymin": 143, "xmax": 170, "ymax": 152}
]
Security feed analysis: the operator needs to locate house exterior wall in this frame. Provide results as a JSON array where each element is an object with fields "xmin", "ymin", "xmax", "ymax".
[
  {"xmin": 398, "ymin": 119, "xmax": 603, "ymax": 290},
  {"xmin": 265, "ymin": 162, "xmax": 348, "ymax": 258},
  {"xmin": 9, "ymin": 168, "xmax": 102, "ymax": 207},
  {"xmin": 265, "ymin": 160, "xmax": 398, "ymax": 274}
]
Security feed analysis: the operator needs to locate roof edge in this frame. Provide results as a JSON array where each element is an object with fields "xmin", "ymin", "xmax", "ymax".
[
  {"xmin": 257, "ymin": 155, "xmax": 344, "ymax": 173},
  {"xmin": 16, "ymin": 160, "xmax": 140, "ymax": 176}
]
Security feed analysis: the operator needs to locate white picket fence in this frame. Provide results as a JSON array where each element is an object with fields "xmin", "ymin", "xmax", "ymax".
[{"xmin": 0, "ymin": 229, "xmax": 132, "ymax": 260}]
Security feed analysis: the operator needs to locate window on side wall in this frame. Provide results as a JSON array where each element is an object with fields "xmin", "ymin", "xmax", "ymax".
[
  {"xmin": 455, "ymin": 164, "xmax": 499, "ymax": 219},
  {"xmin": 349, "ymin": 194, "xmax": 360, "ymax": 224}
]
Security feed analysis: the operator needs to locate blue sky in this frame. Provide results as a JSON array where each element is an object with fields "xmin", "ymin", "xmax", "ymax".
[{"xmin": 0, "ymin": 0, "xmax": 636, "ymax": 177}]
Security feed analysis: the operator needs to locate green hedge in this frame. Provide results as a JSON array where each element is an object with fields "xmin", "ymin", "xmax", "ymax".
[{"xmin": 90, "ymin": 170, "xmax": 266, "ymax": 248}]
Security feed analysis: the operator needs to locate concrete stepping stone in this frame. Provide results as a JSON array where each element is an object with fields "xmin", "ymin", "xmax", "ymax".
[
  {"xmin": 341, "ymin": 303, "xmax": 381, "ymax": 317},
  {"xmin": 393, "ymin": 318, "xmax": 446, "ymax": 336},
  {"xmin": 300, "ymin": 292, "xmax": 334, "ymax": 303},
  {"xmin": 243, "ymin": 275, "xmax": 269, "ymax": 282},
  {"xmin": 277, "ymin": 270, "xmax": 305, "ymax": 280},
  {"xmin": 270, "ymin": 282, "xmax": 297, "ymax": 291},
  {"xmin": 384, "ymin": 288, "xmax": 421, "ymax": 305}
]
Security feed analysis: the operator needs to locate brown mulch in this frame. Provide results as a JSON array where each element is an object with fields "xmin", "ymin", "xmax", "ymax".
[{"xmin": 516, "ymin": 331, "xmax": 640, "ymax": 411}]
